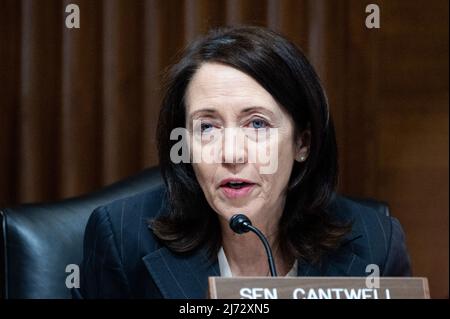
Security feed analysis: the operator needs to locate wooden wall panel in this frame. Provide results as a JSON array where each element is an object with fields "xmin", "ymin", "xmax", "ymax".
[
  {"xmin": 0, "ymin": 0, "xmax": 21, "ymax": 205},
  {"xmin": 274, "ymin": 0, "xmax": 309, "ymax": 50},
  {"xmin": 374, "ymin": 0, "xmax": 449, "ymax": 299},
  {"xmin": 141, "ymin": 0, "xmax": 188, "ymax": 169},
  {"xmin": 185, "ymin": 0, "xmax": 227, "ymax": 41},
  {"xmin": 18, "ymin": 0, "xmax": 63, "ymax": 202},
  {"xmin": 226, "ymin": 0, "xmax": 268, "ymax": 26},
  {"xmin": 102, "ymin": 0, "xmax": 145, "ymax": 184},
  {"xmin": 60, "ymin": 0, "xmax": 103, "ymax": 196}
]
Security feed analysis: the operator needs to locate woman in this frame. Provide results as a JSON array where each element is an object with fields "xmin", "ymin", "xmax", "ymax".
[{"xmin": 76, "ymin": 26, "xmax": 411, "ymax": 299}]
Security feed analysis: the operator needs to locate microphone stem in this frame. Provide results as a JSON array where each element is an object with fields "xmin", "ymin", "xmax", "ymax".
[{"xmin": 246, "ymin": 224, "xmax": 278, "ymax": 277}]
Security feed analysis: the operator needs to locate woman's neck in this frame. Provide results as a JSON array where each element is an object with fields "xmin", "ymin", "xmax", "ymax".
[{"xmin": 219, "ymin": 219, "xmax": 294, "ymax": 276}]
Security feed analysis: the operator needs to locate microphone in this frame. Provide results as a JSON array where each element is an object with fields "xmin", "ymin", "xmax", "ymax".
[{"xmin": 229, "ymin": 214, "xmax": 278, "ymax": 276}]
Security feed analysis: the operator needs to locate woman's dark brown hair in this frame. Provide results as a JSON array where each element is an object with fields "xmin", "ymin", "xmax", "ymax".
[{"xmin": 152, "ymin": 26, "xmax": 350, "ymax": 264}]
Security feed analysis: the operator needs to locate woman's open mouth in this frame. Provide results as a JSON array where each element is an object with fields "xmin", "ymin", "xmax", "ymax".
[{"xmin": 219, "ymin": 179, "xmax": 255, "ymax": 199}]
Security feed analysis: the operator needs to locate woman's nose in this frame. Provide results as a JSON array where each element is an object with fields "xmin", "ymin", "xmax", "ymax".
[{"xmin": 222, "ymin": 127, "xmax": 247, "ymax": 164}]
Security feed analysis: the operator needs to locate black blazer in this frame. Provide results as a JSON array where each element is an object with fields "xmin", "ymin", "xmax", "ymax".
[{"xmin": 73, "ymin": 186, "xmax": 412, "ymax": 299}]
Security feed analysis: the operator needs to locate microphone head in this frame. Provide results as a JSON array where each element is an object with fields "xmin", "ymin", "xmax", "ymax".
[{"xmin": 229, "ymin": 214, "xmax": 252, "ymax": 234}]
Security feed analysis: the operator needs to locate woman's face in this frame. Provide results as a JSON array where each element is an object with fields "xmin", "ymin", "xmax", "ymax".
[{"xmin": 185, "ymin": 63, "xmax": 308, "ymax": 228}]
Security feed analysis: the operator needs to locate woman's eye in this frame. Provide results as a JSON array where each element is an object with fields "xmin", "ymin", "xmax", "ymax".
[
  {"xmin": 250, "ymin": 118, "xmax": 268, "ymax": 129},
  {"xmin": 200, "ymin": 122, "xmax": 213, "ymax": 132}
]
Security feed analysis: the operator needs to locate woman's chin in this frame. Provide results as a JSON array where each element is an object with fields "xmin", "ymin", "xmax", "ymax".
[{"xmin": 216, "ymin": 205, "xmax": 261, "ymax": 223}]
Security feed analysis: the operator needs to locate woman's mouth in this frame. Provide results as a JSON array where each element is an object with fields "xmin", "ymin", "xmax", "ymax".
[{"xmin": 219, "ymin": 179, "xmax": 255, "ymax": 199}]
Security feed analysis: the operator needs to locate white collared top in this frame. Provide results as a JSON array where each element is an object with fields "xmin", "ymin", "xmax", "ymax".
[{"xmin": 218, "ymin": 246, "xmax": 298, "ymax": 277}]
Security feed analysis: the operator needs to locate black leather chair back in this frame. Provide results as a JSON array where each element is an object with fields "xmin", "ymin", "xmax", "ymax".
[{"xmin": 1, "ymin": 167, "xmax": 163, "ymax": 299}]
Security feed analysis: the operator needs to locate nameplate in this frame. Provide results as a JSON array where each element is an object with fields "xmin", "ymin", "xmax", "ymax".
[{"xmin": 208, "ymin": 277, "xmax": 430, "ymax": 299}]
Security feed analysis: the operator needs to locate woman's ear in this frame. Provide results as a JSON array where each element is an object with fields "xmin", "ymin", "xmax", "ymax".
[{"xmin": 295, "ymin": 129, "xmax": 311, "ymax": 162}]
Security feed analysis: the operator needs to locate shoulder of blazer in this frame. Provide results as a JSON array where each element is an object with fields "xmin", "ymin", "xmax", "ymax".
[
  {"xmin": 85, "ymin": 187, "xmax": 168, "ymax": 269},
  {"xmin": 328, "ymin": 194, "xmax": 395, "ymax": 269},
  {"xmin": 101, "ymin": 186, "xmax": 167, "ymax": 227}
]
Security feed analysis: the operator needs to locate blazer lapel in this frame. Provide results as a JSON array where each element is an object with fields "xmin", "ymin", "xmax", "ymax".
[
  {"xmin": 297, "ymin": 234, "xmax": 367, "ymax": 277},
  {"xmin": 142, "ymin": 246, "xmax": 220, "ymax": 299},
  {"xmin": 143, "ymin": 225, "xmax": 367, "ymax": 298}
]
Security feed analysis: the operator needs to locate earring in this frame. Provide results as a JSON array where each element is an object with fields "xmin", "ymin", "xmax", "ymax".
[{"xmin": 299, "ymin": 156, "xmax": 306, "ymax": 162}]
